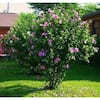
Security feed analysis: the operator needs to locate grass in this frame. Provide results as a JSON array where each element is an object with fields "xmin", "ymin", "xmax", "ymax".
[{"xmin": 0, "ymin": 60, "xmax": 100, "ymax": 97}]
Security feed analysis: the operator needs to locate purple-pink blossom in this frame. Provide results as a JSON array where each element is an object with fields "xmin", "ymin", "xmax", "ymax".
[
  {"xmin": 38, "ymin": 51, "xmax": 46, "ymax": 57},
  {"xmin": 73, "ymin": 10, "xmax": 81, "ymax": 21},
  {"xmin": 40, "ymin": 22, "xmax": 49, "ymax": 27},
  {"xmin": 48, "ymin": 8, "xmax": 54, "ymax": 14},
  {"xmin": 41, "ymin": 32, "xmax": 48, "ymax": 36},
  {"xmin": 32, "ymin": 32, "xmax": 35, "ymax": 36},
  {"xmin": 40, "ymin": 65, "xmax": 46, "ymax": 69},
  {"xmin": 51, "ymin": 23, "xmax": 54, "ymax": 28},
  {"xmin": 0, "ymin": 34, "xmax": 3, "ymax": 38},
  {"xmin": 44, "ymin": 22, "xmax": 49, "ymax": 26},
  {"xmin": 80, "ymin": 21, "xmax": 87, "ymax": 26},
  {"xmin": 73, "ymin": 10, "xmax": 79, "ymax": 17},
  {"xmin": 74, "ymin": 47, "xmax": 79, "ymax": 52},
  {"xmin": 65, "ymin": 64, "xmax": 70, "ymax": 69},
  {"xmin": 69, "ymin": 47, "xmax": 79, "ymax": 53},
  {"xmin": 31, "ymin": 45, "xmax": 34, "ymax": 49},
  {"xmin": 54, "ymin": 57, "xmax": 61, "ymax": 63},
  {"xmin": 52, "ymin": 14, "xmax": 59, "ymax": 19},
  {"xmin": 48, "ymin": 39, "xmax": 53, "ymax": 44},
  {"xmin": 29, "ymin": 38, "xmax": 33, "ymax": 44},
  {"xmin": 70, "ymin": 18, "xmax": 74, "ymax": 23},
  {"xmin": 69, "ymin": 48, "xmax": 74, "ymax": 53}
]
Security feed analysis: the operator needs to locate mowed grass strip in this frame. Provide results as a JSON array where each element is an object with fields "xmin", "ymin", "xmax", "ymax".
[{"xmin": 0, "ymin": 60, "xmax": 100, "ymax": 97}]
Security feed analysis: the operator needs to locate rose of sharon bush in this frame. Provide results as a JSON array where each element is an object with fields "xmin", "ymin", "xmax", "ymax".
[
  {"xmin": 2, "ymin": 9, "xmax": 98, "ymax": 89},
  {"xmin": 30, "ymin": 8, "xmax": 98, "ymax": 89}
]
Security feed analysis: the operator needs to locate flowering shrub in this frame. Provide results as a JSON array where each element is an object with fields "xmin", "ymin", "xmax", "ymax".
[
  {"xmin": 2, "ymin": 9, "xmax": 98, "ymax": 89},
  {"xmin": 30, "ymin": 8, "xmax": 98, "ymax": 89},
  {"xmin": 2, "ymin": 13, "xmax": 35, "ymax": 67}
]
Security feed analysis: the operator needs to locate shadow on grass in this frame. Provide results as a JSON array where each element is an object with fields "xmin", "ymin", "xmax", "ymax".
[
  {"xmin": 0, "ymin": 61, "xmax": 100, "ymax": 82},
  {"xmin": 64, "ymin": 61, "xmax": 100, "ymax": 82},
  {"xmin": 0, "ymin": 85, "xmax": 43, "ymax": 97}
]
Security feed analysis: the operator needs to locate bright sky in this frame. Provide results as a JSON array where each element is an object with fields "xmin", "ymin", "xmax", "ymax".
[{"xmin": 0, "ymin": 3, "xmax": 34, "ymax": 14}]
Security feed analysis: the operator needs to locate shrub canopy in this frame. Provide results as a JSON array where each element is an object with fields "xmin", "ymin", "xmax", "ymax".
[{"xmin": 2, "ymin": 9, "xmax": 98, "ymax": 89}]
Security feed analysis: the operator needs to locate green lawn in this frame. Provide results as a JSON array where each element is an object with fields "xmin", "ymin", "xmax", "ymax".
[{"xmin": 0, "ymin": 60, "xmax": 100, "ymax": 97}]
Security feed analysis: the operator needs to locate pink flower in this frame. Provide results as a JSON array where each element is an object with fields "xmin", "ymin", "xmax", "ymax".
[
  {"xmin": 0, "ymin": 34, "xmax": 3, "ymax": 38},
  {"xmin": 48, "ymin": 39, "xmax": 53, "ymax": 44},
  {"xmin": 54, "ymin": 57, "xmax": 61, "ymax": 63},
  {"xmin": 38, "ymin": 51, "xmax": 46, "ymax": 57},
  {"xmin": 48, "ymin": 8, "xmax": 54, "ymax": 14},
  {"xmin": 36, "ymin": 75, "xmax": 40, "ymax": 80},
  {"xmin": 69, "ymin": 47, "xmax": 79, "ymax": 53},
  {"xmin": 65, "ymin": 64, "xmax": 70, "ymax": 69},
  {"xmin": 80, "ymin": 21, "xmax": 87, "ymax": 26},
  {"xmin": 73, "ymin": 10, "xmax": 79, "ymax": 17},
  {"xmin": 40, "ymin": 65, "xmax": 46, "ymax": 69},
  {"xmin": 51, "ymin": 23, "xmax": 54, "ymax": 28},
  {"xmin": 52, "ymin": 14, "xmax": 59, "ymax": 19},
  {"xmin": 31, "ymin": 45, "xmax": 34, "ymax": 49},
  {"xmin": 70, "ymin": 18, "xmax": 74, "ymax": 23},
  {"xmin": 32, "ymin": 32, "xmax": 35, "ymax": 36},
  {"xmin": 69, "ymin": 48, "xmax": 74, "ymax": 53},
  {"xmin": 44, "ymin": 22, "xmax": 49, "ymax": 26},
  {"xmin": 40, "ymin": 22, "xmax": 49, "ymax": 27},
  {"xmin": 74, "ymin": 47, "xmax": 79, "ymax": 52},
  {"xmin": 41, "ymin": 32, "xmax": 48, "ymax": 36}
]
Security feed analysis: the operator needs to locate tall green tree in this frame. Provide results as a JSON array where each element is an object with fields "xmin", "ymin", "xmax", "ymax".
[
  {"xmin": 28, "ymin": 3, "xmax": 97, "ymax": 16},
  {"xmin": 28, "ymin": 3, "xmax": 79, "ymax": 13},
  {"xmin": 28, "ymin": 3, "xmax": 57, "ymax": 13}
]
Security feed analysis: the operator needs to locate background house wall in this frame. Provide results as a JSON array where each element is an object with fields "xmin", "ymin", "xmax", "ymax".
[
  {"xmin": 0, "ymin": 27, "xmax": 10, "ymax": 34},
  {"xmin": 82, "ymin": 10, "xmax": 100, "ymax": 36},
  {"xmin": 0, "ymin": 13, "xmax": 18, "ymax": 54},
  {"xmin": 0, "ymin": 3, "xmax": 33, "ymax": 54}
]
